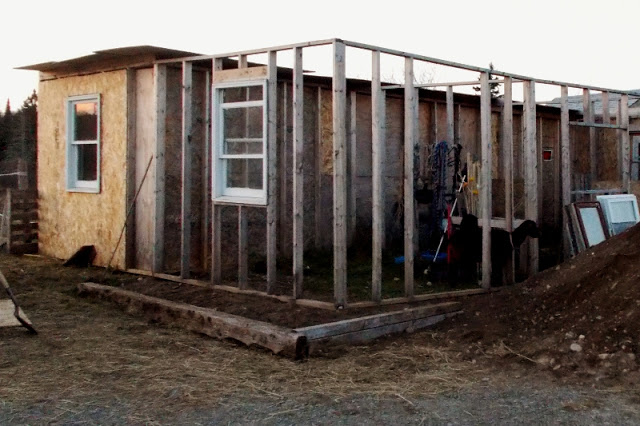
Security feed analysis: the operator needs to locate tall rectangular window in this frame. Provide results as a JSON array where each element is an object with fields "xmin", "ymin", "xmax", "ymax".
[
  {"xmin": 66, "ymin": 94, "xmax": 100, "ymax": 192},
  {"xmin": 213, "ymin": 81, "xmax": 267, "ymax": 204}
]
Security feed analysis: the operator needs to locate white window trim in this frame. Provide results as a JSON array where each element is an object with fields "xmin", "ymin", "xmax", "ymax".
[
  {"xmin": 66, "ymin": 94, "xmax": 101, "ymax": 193},
  {"xmin": 212, "ymin": 80, "xmax": 267, "ymax": 205}
]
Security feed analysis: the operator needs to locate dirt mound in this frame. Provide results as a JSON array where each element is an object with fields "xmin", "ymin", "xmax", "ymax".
[{"xmin": 443, "ymin": 222, "xmax": 640, "ymax": 382}]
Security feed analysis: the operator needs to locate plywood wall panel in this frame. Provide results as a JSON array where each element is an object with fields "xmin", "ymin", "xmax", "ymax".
[{"xmin": 38, "ymin": 70, "xmax": 128, "ymax": 268}]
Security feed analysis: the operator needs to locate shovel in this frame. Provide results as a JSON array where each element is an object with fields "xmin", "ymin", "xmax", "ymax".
[{"xmin": 0, "ymin": 268, "xmax": 37, "ymax": 334}]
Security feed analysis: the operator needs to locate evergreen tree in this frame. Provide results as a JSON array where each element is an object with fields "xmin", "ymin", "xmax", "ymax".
[{"xmin": 473, "ymin": 63, "xmax": 501, "ymax": 98}]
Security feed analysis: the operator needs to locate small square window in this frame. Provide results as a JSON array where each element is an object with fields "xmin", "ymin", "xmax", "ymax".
[{"xmin": 66, "ymin": 94, "xmax": 100, "ymax": 192}]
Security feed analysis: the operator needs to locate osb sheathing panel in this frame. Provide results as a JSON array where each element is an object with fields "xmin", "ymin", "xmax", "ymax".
[
  {"xmin": 163, "ymin": 67, "xmax": 183, "ymax": 272},
  {"xmin": 596, "ymin": 128, "xmax": 619, "ymax": 181},
  {"xmin": 37, "ymin": 70, "xmax": 128, "ymax": 268},
  {"xmin": 156, "ymin": 67, "xmax": 209, "ymax": 273}
]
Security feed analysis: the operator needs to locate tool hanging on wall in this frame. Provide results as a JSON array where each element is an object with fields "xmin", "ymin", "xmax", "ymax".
[{"xmin": 428, "ymin": 141, "xmax": 449, "ymax": 243}]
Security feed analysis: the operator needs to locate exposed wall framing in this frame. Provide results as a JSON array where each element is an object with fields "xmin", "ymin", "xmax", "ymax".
[{"xmin": 133, "ymin": 38, "xmax": 636, "ymax": 308}]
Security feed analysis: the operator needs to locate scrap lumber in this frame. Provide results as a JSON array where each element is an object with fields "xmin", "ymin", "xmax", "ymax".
[
  {"xmin": 78, "ymin": 282, "xmax": 308, "ymax": 359},
  {"xmin": 296, "ymin": 301, "xmax": 461, "ymax": 348}
]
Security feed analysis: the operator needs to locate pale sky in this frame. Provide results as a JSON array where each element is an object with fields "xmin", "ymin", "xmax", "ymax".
[{"xmin": 2, "ymin": 0, "xmax": 639, "ymax": 109}]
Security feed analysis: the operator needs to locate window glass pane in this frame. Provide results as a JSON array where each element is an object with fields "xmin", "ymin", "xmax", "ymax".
[
  {"xmin": 74, "ymin": 102, "xmax": 98, "ymax": 141},
  {"xmin": 222, "ymin": 85, "xmax": 263, "ymax": 103},
  {"xmin": 225, "ymin": 141, "xmax": 263, "ymax": 155},
  {"xmin": 223, "ymin": 106, "xmax": 263, "ymax": 141},
  {"xmin": 77, "ymin": 144, "xmax": 97, "ymax": 181},
  {"xmin": 246, "ymin": 106, "xmax": 263, "ymax": 137},
  {"xmin": 578, "ymin": 207, "xmax": 606, "ymax": 246},
  {"xmin": 223, "ymin": 108, "xmax": 245, "ymax": 139},
  {"xmin": 227, "ymin": 159, "xmax": 263, "ymax": 190}
]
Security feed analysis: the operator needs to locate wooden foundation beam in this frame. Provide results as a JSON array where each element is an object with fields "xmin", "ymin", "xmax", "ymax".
[
  {"xmin": 266, "ymin": 51, "xmax": 278, "ymax": 293},
  {"xmin": 332, "ymin": 40, "xmax": 348, "ymax": 307},
  {"xmin": 480, "ymin": 72, "xmax": 492, "ymax": 289},
  {"xmin": 404, "ymin": 57, "xmax": 417, "ymax": 298},
  {"xmin": 523, "ymin": 80, "xmax": 538, "ymax": 274},
  {"xmin": 152, "ymin": 64, "xmax": 167, "ymax": 274},
  {"xmin": 296, "ymin": 302, "xmax": 461, "ymax": 342},
  {"xmin": 78, "ymin": 282, "xmax": 308, "ymax": 359},
  {"xmin": 292, "ymin": 46, "xmax": 304, "ymax": 298},
  {"xmin": 371, "ymin": 50, "xmax": 385, "ymax": 303},
  {"xmin": 180, "ymin": 62, "xmax": 193, "ymax": 279}
]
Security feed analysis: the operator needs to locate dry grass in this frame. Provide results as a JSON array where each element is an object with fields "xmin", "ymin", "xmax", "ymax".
[{"xmin": 0, "ymin": 254, "xmax": 483, "ymax": 419}]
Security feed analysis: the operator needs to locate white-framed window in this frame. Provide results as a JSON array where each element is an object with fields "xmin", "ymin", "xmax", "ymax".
[
  {"xmin": 66, "ymin": 94, "xmax": 101, "ymax": 193},
  {"xmin": 212, "ymin": 80, "xmax": 267, "ymax": 205}
]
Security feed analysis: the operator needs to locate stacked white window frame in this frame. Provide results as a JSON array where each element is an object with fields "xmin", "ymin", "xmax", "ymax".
[{"xmin": 212, "ymin": 79, "xmax": 268, "ymax": 205}]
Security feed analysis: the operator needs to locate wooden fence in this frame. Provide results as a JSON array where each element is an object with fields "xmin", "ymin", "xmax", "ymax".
[{"xmin": 0, "ymin": 189, "xmax": 38, "ymax": 255}]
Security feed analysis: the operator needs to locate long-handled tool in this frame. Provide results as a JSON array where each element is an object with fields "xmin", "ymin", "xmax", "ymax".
[
  {"xmin": 0, "ymin": 268, "xmax": 37, "ymax": 334},
  {"xmin": 431, "ymin": 174, "xmax": 467, "ymax": 263}
]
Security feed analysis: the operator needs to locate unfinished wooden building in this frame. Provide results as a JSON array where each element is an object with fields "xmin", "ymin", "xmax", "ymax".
[{"xmin": 22, "ymin": 39, "xmax": 639, "ymax": 309}]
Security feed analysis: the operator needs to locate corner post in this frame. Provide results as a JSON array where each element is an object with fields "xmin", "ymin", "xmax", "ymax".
[
  {"xmin": 292, "ymin": 46, "xmax": 305, "ymax": 298},
  {"xmin": 332, "ymin": 40, "xmax": 348, "ymax": 307}
]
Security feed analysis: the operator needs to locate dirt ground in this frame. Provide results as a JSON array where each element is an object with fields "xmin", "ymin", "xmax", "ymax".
[{"xmin": 2, "ymin": 239, "xmax": 640, "ymax": 424}]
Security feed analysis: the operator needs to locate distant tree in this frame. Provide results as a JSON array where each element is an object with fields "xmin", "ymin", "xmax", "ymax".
[
  {"xmin": 0, "ymin": 92, "xmax": 38, "ymax": 187},
  {"xmin": 473, "ymin": 63, "xmax": 501, "ymax": 98},
  {"xmin": 0, "ymin": 99, "xmax": 12, "ymax": 158}
]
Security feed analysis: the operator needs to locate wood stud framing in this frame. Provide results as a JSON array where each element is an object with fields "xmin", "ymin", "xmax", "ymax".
[
  {"xmin": 404, "ymin": 57, "xmax": 417, "ymax": 299},
  {"xmin": 202, "ymin": 71, "xmax": 211, "ymax": 271},
  {"xmin": 152, "ymin": 64, "xmax": 167, "ymax": 274},
  {"xmin": 446, "ymin": 86, "xmax": 454, "ymax": 144},
  {"xmin": 502, "ymin": 76, "xmax": 514, "ymax": 284},
  {"xmin": 479, "ymin": 72, "xmax": 492, "ymax": 288},
  {"xmin": 560, "ymin": 86, "xmax": 572, "ymax": 259},
  {"xmin": 149, "ymin": 38, "xmax": 638, "ymax": 306},
  {"xmin": 211, "ymin": 58, "xmax": 223, "ymax": 286},
  {"xmin": 266, "ymin": 51, "xmax": 278, "ymax": 293},
  {"xmin": 314, "ymin": 87, "xmax": 323, "ymax": 251},
  {"xmin": 238, "ymin": 206, "xmax": 248, "ymax": 289},
  {"xmin": 621, "ymin": 94, "xmax": 630, "ymax": 193},
  {"xmin": 349, "ymin": 91, "xmax": 357, "ymax": 244},
  {"xmin": 237, "ymin": 57, "xmax": 249, "ymax": 289},
  {"xmin": 333, "ymin": 40, "xmax": 348, "ymax": 307},
  {"xmin": 560, "ymin": 87, "xmax": 571, "ymax": 207},
  {"xmin": 125, "ymin": 68, "xmax": 137, "ymax": 269},
  {"xmin": 292, "ymin": 46, "xmax": 304, "ymax": 298},
  {"xmin": 180, "ymin": 62, "xmax": 193, "ymax": 279},
  {"xmin": 583, "ymin": 89, "xmax": 597, "ymax": 181},
  {"xmin": 371, "ymin": 50, "xmax": 384, "ymax": 303},
  {"xmin": 523, "ymin": 80, "xmax": 539, "ymax": 274}
]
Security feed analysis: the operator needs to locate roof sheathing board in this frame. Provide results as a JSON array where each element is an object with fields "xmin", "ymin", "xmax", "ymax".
[{"xmin": 18, "ymin": 46, "xmax": 202, "ymax": 79}]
